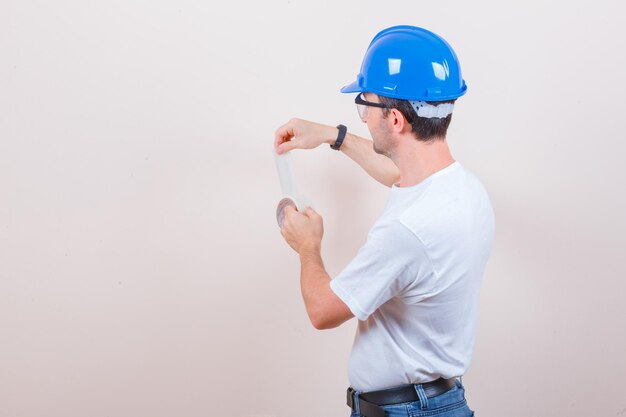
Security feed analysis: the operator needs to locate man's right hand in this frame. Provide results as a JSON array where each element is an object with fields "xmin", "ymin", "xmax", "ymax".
[{"xmin": 274, "ymin": 118, "xmax": 339, "ymax": 155}]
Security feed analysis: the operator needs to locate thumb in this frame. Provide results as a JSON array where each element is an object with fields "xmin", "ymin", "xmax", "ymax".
[{"xmin": 283, "ymin": 204, "xmax": 298, "ymax": 216}]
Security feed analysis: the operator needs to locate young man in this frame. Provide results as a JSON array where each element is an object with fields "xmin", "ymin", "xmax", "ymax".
[{"xmin": 274, "ymin": 26, "xmax": 494, "ymax": 417}]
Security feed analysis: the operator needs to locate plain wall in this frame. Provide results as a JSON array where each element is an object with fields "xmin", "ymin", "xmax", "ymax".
[{"xmin": 1, "ymin": 1, "xmax": 625, "ymax": 416}]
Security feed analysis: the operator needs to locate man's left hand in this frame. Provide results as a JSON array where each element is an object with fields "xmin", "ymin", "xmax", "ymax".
[{"xmin": 280, "ymin": 206, "xmax": 324, "ymax": 254}]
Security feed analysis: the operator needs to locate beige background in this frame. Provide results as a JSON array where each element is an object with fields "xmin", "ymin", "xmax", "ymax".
[{"xmin": 1, "ymin": 0, "xmax": 625, "ymax": 416}]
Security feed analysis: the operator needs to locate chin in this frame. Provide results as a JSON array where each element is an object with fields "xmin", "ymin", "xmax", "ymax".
[{"xmin": 373, "ymin": 144, "xmax": 389, "ymax": 157}]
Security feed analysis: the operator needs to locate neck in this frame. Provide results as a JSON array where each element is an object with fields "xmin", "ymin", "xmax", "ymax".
[{"xmin": 390, "ymin": 136, "xmax": 455, "ymax": 187}]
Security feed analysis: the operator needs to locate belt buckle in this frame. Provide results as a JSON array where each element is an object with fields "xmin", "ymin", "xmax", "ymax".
[{"xmin": 347, "ymin": 387, "xmax": 356, "ymax": 409}]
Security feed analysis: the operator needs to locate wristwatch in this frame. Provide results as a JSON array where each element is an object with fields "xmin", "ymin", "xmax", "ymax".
[{"xmin": 330, "ymin": 124, "xmax": 347, "ymax": 150}]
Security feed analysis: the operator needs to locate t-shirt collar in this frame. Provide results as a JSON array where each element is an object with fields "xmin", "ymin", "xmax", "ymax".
[{"xmin": 391, "ymin": 160, "xmax": 460, "ymax": 193}]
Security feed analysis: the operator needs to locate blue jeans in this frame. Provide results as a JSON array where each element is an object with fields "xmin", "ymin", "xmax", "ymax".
[{"xmin": 349, "ymin": 380, "xmax": 474, "ymax": 417}]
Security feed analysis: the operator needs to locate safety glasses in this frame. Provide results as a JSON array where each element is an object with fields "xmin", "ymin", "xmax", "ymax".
[{"xmin": 355, "ymin": 93, "xmax": 391, "ymax": 121}]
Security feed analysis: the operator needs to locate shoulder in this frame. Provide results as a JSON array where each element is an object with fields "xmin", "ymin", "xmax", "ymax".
[{"xmin": 398, "ymin": 164, "xmax": 494, "ymax": 244}]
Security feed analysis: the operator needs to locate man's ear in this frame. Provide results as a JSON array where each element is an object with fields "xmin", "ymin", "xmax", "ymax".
[{"xmin": 389, "ymin": 108, "xmax": 410, "ymax": 133}]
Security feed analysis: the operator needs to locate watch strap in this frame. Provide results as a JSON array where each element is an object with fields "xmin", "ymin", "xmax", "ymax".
[{"xmin": 330, "ymin": 124, "xmax": 347, "ymax": 150}]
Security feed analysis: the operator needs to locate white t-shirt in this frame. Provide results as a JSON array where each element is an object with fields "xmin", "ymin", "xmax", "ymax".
[{"xmin": 330, "ymin": 161, "xmax": 494, "ymax": 392}]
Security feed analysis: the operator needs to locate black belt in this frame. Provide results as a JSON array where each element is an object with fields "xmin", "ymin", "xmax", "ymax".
[{"xmin": 346, "ymin": 378, "xmax": 457, "ymax": 417}]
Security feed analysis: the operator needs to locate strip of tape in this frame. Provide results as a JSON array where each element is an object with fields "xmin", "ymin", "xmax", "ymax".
[
  {"xmin": 274, "ymin": 150, "xmax": 311, "ymax": 226},
  {"xmin": 274, "ymin": 151, "xmax": 297, "ymax": 198}
]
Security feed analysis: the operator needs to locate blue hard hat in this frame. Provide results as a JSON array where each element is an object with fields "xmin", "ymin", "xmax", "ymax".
[{"xmin": 341, "ymin": 25, "xmax": 467, "ymax": 101}]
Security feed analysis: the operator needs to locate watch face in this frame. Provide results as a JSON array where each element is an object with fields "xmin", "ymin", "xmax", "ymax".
[{"xmin": 276, "ymin": 197, "xmax": 297, "ymax": 228}]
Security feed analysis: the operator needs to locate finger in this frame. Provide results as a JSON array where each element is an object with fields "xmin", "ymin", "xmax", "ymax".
[
  {"xmin": 274, "ymin": 121, "xmax": 295, "ymax": 148},
  {"xmin": 276, "ymin": 139, "xmax": 297, "ymax": 155}
]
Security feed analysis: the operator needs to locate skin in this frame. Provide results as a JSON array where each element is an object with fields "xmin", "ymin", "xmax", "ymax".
[{"xmin": 274, "ymin": 93, "xmax": 455, "ymax": 330}]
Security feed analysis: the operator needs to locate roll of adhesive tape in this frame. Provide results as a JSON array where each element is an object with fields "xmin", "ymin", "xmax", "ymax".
[{"xmin": 276, "ymin": 196, "xmax": 298, "ymax": 228}]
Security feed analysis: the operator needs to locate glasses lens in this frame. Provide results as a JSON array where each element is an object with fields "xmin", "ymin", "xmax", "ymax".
[{"xmin": 356, "ymin": 103, "xmax": 367, "ymax": 120}]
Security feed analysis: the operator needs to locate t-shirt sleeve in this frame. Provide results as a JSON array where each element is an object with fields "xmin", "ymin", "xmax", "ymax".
[{"xmin": 330, "ymin": 220, "xmax": 431, "ymax": 321}]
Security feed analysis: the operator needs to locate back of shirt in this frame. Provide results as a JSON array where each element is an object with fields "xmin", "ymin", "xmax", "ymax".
[{"xmin": 330, "ymin": 161, "xmax": 495, "ymax": 392}]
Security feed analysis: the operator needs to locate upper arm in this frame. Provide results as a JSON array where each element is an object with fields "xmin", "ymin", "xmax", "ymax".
[{"xmin": 330, "ymin": 221, "xmax": 430, "ymax": 321}]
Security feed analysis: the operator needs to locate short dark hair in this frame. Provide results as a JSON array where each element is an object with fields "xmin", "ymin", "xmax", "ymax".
[{"xmin": 378, "ymin": 96, "xmax": 456, "ymax": 142}]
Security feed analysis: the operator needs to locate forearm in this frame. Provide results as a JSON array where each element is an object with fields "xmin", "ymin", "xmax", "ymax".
[
  {"xmin": 299, "ymin": 246, "xmax": 331, "ymax": 327},
  {"xmin": 339, "ymin": 132, "xmax": 400, "ymax": 187},
  {"xmin": 275, "ymin": 119, "xmax": 400, "ymax": 187},
  {"xmin": 299, "ymin": 246, "xmax": 351, "ymax": 329}
]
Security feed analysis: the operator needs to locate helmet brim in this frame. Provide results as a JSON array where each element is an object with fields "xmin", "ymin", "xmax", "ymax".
[{"xmin": 340, "ymin": 80, "xmax": 362, "ymax": 94}]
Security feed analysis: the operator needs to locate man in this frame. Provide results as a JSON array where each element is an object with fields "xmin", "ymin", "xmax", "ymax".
[{"xmin": 274, "ymin": 25, "xmax": 494, "ymax": 417}]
